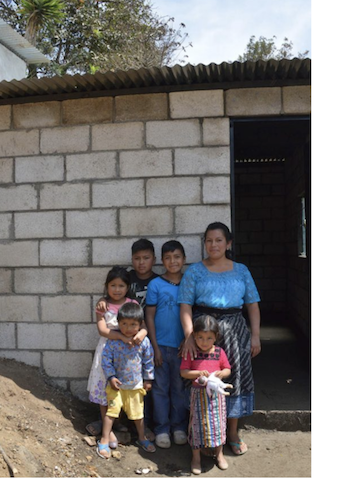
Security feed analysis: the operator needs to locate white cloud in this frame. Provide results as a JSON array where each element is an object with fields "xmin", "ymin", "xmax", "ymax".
[{"xmin": 152, "ymin": 0, "xmax": 311, "ymax": 65}]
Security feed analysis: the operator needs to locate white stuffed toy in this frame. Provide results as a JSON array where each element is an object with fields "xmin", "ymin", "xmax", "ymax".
[{"xmin": 196, "ymin": 372, "xmax": 233, "ymax": 399}]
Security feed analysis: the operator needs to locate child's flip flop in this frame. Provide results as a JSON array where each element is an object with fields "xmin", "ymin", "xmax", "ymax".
[
  {"xmin": 228, "ymin": 439, "xmax": 248, "ymax": 455},
  {"xmin": 96, "ymin": 441, "xmax": 111, "ymax": 459},
  {"xmin": 136, "ymin": 439, "xmax": 156, "ymax": 453}
]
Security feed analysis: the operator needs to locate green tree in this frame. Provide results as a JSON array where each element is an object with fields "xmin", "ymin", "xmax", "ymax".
[
  {"xmin": 0, "ymin": 0, "xmax": 190, "ymax": 76},
  {"xmin": 19, "ymin": 0, "xmax": 64, "ymax": 45},
  {"xmin": 238, "ymin": 35, "xmax": 309, "ymax": 62}
]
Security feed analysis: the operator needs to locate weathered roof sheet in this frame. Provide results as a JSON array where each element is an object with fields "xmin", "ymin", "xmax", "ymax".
[
  {"xmin": 0, "ymin": 18, "xmax": 50, "ymax": 65},
  {"xmin": 0, "ymin": 58, "xmax": 310, "ymax": 104}
]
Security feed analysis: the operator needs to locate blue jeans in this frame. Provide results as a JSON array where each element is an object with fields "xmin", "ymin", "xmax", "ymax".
[{"xmin": 152, "ymin": 346, "xmax": 188, "ymax": 435}]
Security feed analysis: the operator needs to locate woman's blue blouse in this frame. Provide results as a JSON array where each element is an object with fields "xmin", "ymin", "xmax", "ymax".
[{"xmin": 178, "ymin": 261, "xmax": 260, "ymax": 309}]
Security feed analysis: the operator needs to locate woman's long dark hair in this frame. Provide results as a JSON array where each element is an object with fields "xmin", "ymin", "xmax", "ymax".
[{"xmin": 204, "ymin": 222, "xmax": 233, "ymax": 259}]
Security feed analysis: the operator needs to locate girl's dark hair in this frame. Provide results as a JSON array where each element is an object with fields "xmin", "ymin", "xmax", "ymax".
[
  {"xmin": 161, "ymin": 240, "xmax": 185, "ymax": 257},
  {"xmin": 204, "ymin": 221, "xmax": 233, "ymax": 259},
  {"xmin": 118, "ymin": 302, "xmax": 144, "ymax": 324},
  {"xmin": 104, "ymin": 266, "xmax": 130, "ymax": 298},
  {"xmin": 193, "ymin": 315, "xmax": 219, "ymax": 337}
]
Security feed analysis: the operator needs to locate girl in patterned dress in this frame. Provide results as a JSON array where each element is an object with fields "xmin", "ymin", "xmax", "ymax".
[
  {"xmin": 87, "ymin": 266, "xmax": 138, "ymax": 447},
  {"xmin": 180, "ymin": 315, "xmax": 231, "ymax": 475}
]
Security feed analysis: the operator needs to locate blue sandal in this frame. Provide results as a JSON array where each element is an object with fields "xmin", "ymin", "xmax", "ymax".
[
  {"xmin": 136, "ymin": 439, "xmax": 156, "ymax": 453},
  {"xmin": 228, "ymin": 439, "xmax": 248, "ymax": 455},
  {"xmin": 96, "ymin": 441, "xmax": 111, "ymax": 459}
]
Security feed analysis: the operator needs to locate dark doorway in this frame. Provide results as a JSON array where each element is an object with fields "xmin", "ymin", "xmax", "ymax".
[{"xmin": 231, "ymin": 117, "xmax": 310, "ymax": 411}]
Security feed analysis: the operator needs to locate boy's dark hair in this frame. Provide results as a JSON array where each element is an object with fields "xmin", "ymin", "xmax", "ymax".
[
  {"xmin": 117, "ymin": 302, "xmax": 144, "ymax": 324},
  {"xmin": 161, "ymin": 240, "xmax": 185, "ymax": 257},
  {"xmin": 104, "ymin": 266, "xmax": 130, "ymax": 298},
  {"xmin": 131, "ymin": 238, "xmax": 155, "ymax": 256},
  {"xmin": 193, "ymin": 314, "xmax": 219, "ymax": 337}
]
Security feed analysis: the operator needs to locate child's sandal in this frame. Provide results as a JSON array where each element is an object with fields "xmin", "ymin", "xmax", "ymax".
[{"xmin": 96, "ymin": 441, "xmax": 111, "ymax": 459}]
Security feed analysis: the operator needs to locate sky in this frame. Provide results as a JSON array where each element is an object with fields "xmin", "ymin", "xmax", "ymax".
[{"xmin": 151, "ymin": 0, "xmax": 311, "ymax": 66}]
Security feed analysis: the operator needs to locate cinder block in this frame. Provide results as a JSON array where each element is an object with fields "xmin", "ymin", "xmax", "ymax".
[
  {"xmin": 15, "ymin": 155, "xmax": 64, "ymax": 183},
  {"xmin": 0, "ymin": 351, "xmax": 41, "ymax": 367},
  {"xmin": 68, "ymin": 324, "xmax": 99, "ymax": 350},
  {"xmin": 146, "ymin": 177, "xmax": 200, "ymax": 206},
  {"xmin": 0, "ymin": 296, "xmax": 39, "ymax": 322},
  {"xmin": 43, "ymin": 351, "xmax": 93, "ymax": 378},
  {"xmin": 0, "ymin": 130, "xmax": 39, "ymax": 157},
  {"xmin": 225, "ymin": 88, "xmax": 282, "ymax": 116},
  {"xmin": 92, "ymin": 180, "xmax": 144, "ymax": 208},
  {"xmin": 115, "ymin": 93, "xmax": 168, "ymax": 121},
  {"xmin": 174, "ymin": 147, "xmax": 230, "ymax": 175},
  {"xmin": 202, "ymin": 176, "xmax": 230, "ymax": 204},
  {"xmin": 175, "ymin": 205, "xmax": 231, "ymax": 234},
  {"xmin": 283, "ymin": 86, "xmax": 311, "ymax": 114},
  {"xmin": 69, "ymin": 380, "xmax": 89, "ymax": 401},
  {"xmin": 120, "ymin": 149, "xmax": 173, "ymax": 177},
  {"xmin": 0, "ymin": 213, "xmax": 11, "ymax": 239},
  {"xmin": 92, "ymin": 123, "xmax": 144, "ymax": 150},
  {"xmin": 18, "ymin": 323, "xmax": 66, "ymax": 349},
  {"xmin": 0, "ymin": 105, "xmax": 11, "ymax": 130},
  {"xmin": 119, "ymin": 207, "xmax": 173, "ymax": 236},
  {"xmin": 203, "ymin": 118, "xmax": 230, "ymax": 146},
  {"xmin": 0, "ymin": 184, "xmax": 37, "ymax": 212},
  {"xmin": 66, "ymin": 210, "xmax": 117, "ymax": 237},
  {"xmin": 40, "ymin": 126, "xmax": 90, "ymax": 154},
  {"xmin": 0, "ymin": 241, "xmax": 38, "ymax": 266},
  {"xmin": 146, "ymin": 120, "xmax": 201, "ymax": 148},
  {"xmin": 63, "ymin": 97, "xmax": 112, "ymax": 125},
  {"xmin": 66, "ymin": 267, "xmax": 113, "ymax": 293},
  {"xmin": 40, "ymin": 183, "xmax": 90, "ymax": 210},
  {"xmin": 0, "ymin": 323, "xmax": 15, "ymax": 348},
  {"xmin": 0, "ymin": 157, "xmax": 13, "ymax": 183},
  {"xmin": 14, "ymin": 268, "xmax": 63, "ymax": 293},
  {"xmin": 66, "ymin": 152, "xmax": 117, "ymax": 181},
  {"xmin": 92, "ymin": 238, "xmax": 135, "ymax": 267},
  {"xmin": 0, "ymin": 269, "xmax": 12, "ymax": 293},
  {"xmin": 41, "ymin": 296, "xmax": 91, "ymax": 322},
  {"xmin": 15, "ymin": 211, "xmax": 64, "ymax": 239},
  {"xmin": 170, "ymin": 90, "xmax": 224, "ymax": 118},
  {"xmin": 176, "ymin": 235, "xmax": 202, "ymax": 264},
  {"xmin": 13, "ymin": 101, "xmax": 61, "ymax": 129},
  {"xmin": 40, "ymin": 239, "xmax": 90, "ymax": 266}
]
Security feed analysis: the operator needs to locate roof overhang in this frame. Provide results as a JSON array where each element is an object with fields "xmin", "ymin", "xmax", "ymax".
[
  {"xmin": 0, "ymin": 18, "xmax": 49, "ymax": 66},
  {"xmin": 0, "ymin": 58, "xmax": 310, "ymax": 105}
]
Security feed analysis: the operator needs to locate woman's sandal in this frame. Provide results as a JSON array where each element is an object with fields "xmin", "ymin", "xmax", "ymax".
[
  {"xmin": 228, "ymin": 438, "xmax": 248, "ymax": 456},
  {"xmin": 86, "ymin": 420, "xmax": 102, "ymax": 436},
  {"xmin": 191, "ymin": 460, "xmax": 201, "ymax": 475},
  {"xmin": 96, "ymin": 441, "xmax": 111, "ymax": 459},
  {"xmin": 136, "ymin": 439, "xmax": 156, "ymax": 453}
]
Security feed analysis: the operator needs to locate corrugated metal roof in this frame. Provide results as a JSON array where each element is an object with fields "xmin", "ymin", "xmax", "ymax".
[
  {"xmin": 0, "ymin": 58, "xmax": 310, "ymax": 104},
  {"xmin": 0, "ymin": 18, "xmax": 50, "ymax": 65}
]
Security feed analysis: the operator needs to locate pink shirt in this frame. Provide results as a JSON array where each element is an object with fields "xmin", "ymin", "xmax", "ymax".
[{"xmin": 180, "ymin": 346, "xmax": 231, "ymax": 387}]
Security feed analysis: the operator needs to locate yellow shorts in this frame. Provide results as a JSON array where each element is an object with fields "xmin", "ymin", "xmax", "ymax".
[{"xmin": 105, "ymin": 385, "xmax": 146, "ymax": 420}]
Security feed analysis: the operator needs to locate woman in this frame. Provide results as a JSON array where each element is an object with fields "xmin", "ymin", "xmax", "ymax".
[{"xmin": 178, "ymin": 222, "xmax": 261, "ymax": 455}]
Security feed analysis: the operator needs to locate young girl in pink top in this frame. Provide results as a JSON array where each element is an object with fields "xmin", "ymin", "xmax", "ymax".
[
  {"xmin": 87, "ymin": 266, "xmax": 138, "ymax": 447},
  {"xmin": 180, "ymin": 315, "xmax": 231, "ymax": 475}
]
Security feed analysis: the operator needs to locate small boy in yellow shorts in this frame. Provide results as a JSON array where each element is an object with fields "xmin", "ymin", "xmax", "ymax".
[{"xmin": 97, "ymin": 302, "xmax": 155, "ymax": 458}]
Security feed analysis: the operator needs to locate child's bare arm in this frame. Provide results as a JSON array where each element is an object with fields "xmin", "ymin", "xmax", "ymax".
[
  {"xmin": 95, "ymin": 297, "xmax": 108, "ymax": 313},
  {"xmin": 214, "ymin": 368, "xmax": 231, "ymax": 380},
  {"xmin": 145, "ymin": 306, "xmax": 162, "ymax": 366},
  {"xmin": 180, "ymin": 369, "xmax": 210, "ymax": 380}
]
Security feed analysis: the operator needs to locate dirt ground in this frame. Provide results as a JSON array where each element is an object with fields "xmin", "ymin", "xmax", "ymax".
[{"xmin": 0, "ymin": 358, "xmax": 311, "ymax": 478}]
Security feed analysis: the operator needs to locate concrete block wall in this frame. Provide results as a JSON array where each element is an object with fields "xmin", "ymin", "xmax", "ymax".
[
  {"xmin": 234, "ymin": 161, "xmax": 287, "ymax": 319},
  {"xmin": 0, "ymin": 85, "xmax": 310, "ymax": 399}
]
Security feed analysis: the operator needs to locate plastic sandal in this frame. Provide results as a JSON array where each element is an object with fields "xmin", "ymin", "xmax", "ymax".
[
  {"xmin": 96, "ymin": 441, "xmax": 111, "ymax": 459},
  {"xmin": 228, "ymin": 439, "xmax": 248, "ymax": 455},
  {"xmin": 136, "ymin": 439, "xmax": 156, "ymax": 453},
  {"xmin": 109, "ymin": 440, "xmax": 118, "ymax": 449}
]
